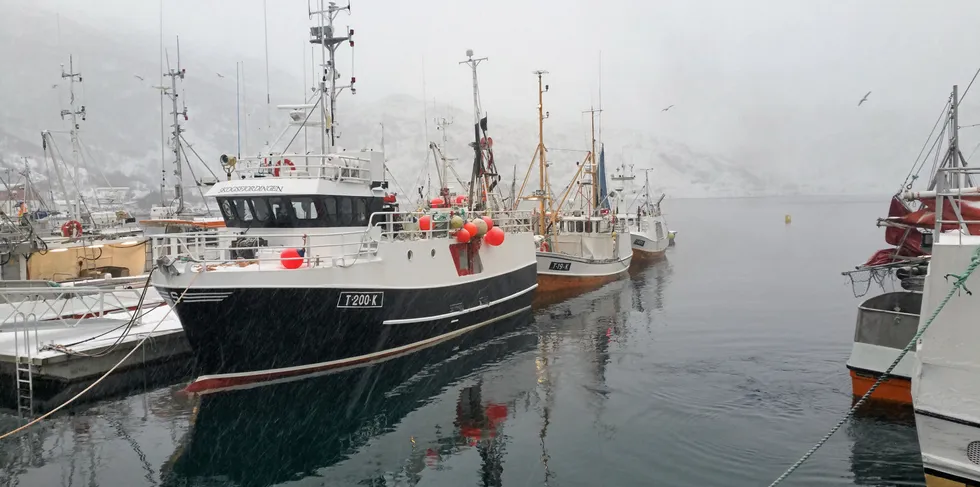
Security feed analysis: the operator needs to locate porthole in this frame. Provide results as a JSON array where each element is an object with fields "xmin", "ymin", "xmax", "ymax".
[
  {"xmin": 430, "ymin": 249, "xmax": 436, "ymax": 258},
  {"xmin": 407, "ymin": 250, "xmax": 414, "ymax": 261}
]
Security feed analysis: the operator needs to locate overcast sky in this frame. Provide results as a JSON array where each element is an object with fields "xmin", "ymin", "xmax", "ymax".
[{"xmin": 27, "ymin": 0, "xmax": 980, "ymax": 188}]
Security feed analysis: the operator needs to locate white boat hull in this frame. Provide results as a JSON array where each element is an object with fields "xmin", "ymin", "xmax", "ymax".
[{"xmin": 912, "ymin": 232, "xmax": 980, "ymax": 486}]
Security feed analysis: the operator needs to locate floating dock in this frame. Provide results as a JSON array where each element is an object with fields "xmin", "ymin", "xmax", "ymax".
[{"xmin": 0, "ymin": 282, "xmax": 190, "ymax": 413}]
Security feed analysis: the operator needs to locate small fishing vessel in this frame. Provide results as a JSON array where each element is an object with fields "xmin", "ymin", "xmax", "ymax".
[
  {"xmin": 150, "ymin": 3, "xmax": 536, "ymax": 393},
  {"xmin": 910, "ymin": 85, "xmax": 980, "ymax": 487},
  {"xmin": 612, "ymin": 164, "xmax": 670, "ymax": 262},
  {"xmin": 842, "ymin": 88, "xmax": 977, "ymax": 405},
  {"xmin": 516, "ymin": 71, "xmax": 631, "ymax": 292}
]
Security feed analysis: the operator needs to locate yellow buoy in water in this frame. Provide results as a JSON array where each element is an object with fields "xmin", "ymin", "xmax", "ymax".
[{"xmin": 785, "ymin": 214, "xmax": 792, "ymax": 224}]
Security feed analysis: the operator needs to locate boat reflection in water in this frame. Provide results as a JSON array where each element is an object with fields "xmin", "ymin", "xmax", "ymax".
[
  {"xmin": 846, "ymin": 402, "xmax": 924, "ymax": 486},
  {"xmin": 161, "ymin": 309, "xmax": 539, "ymax": 487}
]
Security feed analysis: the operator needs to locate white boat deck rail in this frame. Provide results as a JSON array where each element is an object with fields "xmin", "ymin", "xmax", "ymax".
[{"xmin": 151, "ymin": 210, "xmax": 534, "ymax": 272}]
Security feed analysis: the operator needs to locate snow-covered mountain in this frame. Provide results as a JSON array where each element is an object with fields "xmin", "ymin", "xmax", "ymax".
[{"xmin": 0, "ymin": 2, "xmax": 808, "ymax": 210}]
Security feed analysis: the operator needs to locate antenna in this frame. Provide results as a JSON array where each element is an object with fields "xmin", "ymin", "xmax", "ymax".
[
  {"xmin": 309, "ymin": 0, "xmax": 354, "ymax": 150},
  {"xmin": 160, "ymin": 38, "xmax": 189, "ymax": 216},
  {"xmin": 59, "ymin": 55, "xmax": 85, "ymax": 221},
  {"xmin": 263, "ymin": 0, "xmax": 272, "ymax": 148}
]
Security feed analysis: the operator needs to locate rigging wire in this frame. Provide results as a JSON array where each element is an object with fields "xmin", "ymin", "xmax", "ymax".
[{"xmin": 904, "ymin": 101, "xmax": 950, "ymax": 189}]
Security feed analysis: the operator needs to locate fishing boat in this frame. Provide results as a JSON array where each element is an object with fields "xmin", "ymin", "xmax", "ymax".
[
  {"xmin": 150, "ymin": 3, "xmax": 536, "ymax": 393},
  {"xmin": 910, "ymin": 85, "xmax": 980, "ymax": 487},
  {"xmin": 611, "ymin": 163, "xmax": 670, "ymax": 262},
  {"xmin": 516, "ymin": 71, "xmax": 631, "ymax": 292},
  {"xmin": 842, "ymin": 88, "xmax": 975, "ymax": 405}
]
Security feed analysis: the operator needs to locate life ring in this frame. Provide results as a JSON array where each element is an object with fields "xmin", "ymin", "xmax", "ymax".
[
  {"xmin": 539, "ymin": 241, "xmax": 549, "ymax": 252},
  {"xmin": 61, "ymin": 220, "xmax": 83, "ymax": 238},
  {"xmin": 480, "ymin": 137, "xmax": 493, "ymax": 149},
  {"xmin": 273, "ymin": 158, "xmax": 295, "ymax": 177}
]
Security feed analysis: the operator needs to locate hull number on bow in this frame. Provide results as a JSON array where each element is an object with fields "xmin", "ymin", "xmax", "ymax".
[
  {"xmin": 338, "ymin": 292, "xmax": 384, "ymax": 308},
  {"xmin": 633, "ymin": 239, "xmax": 646, "ymax": 247},
  {"xmin": 548, "ymin": 262, "xmax": 572, "ymax": 272}
]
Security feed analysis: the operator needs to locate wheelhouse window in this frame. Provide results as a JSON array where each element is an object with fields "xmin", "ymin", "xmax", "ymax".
[{"xmin": 216, "ymin": 195, "xmax": 383, "ymax": 229}]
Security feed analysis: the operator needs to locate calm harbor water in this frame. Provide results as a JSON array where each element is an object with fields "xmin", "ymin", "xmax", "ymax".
[{"xmin": 0, "ymin": 196, "xmax": 924, "ymax": 486}]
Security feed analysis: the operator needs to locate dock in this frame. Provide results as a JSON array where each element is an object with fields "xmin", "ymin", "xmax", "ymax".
[{"xmin": 0, "ymin": 282, "xmax": 190, "ymax": 413}]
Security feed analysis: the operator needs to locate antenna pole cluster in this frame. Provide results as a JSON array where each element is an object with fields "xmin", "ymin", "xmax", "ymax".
[
  {"xmin": 162, "ymin": 38, "xmax": 188, "ymax": 215},
  {"xmin": 459, "ymin": 50, "xmax": 488, "ymax": 211},
  {"xmin": 59, "ymin": 56, "xmax": 85, "ymax": 221},
  {"xmin": 309, "ymin": 0, "xmax": 355, "ymax": 152}
]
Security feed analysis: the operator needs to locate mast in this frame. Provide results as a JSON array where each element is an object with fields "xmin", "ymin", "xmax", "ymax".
[
  {"xmin": 161, "ymin": 38, "xmax": 188, "ymax": 215},
  {"xmin": 534, "ymin": 70, "xmax": 549, "ymax": 235},
  {"xmin": 583, "ymin": 107, "xmax": 601, "ymax": 211},
  {"xmin": 459, "ymin": 49, "xmax": 487, "ymax": 211},
  {"xmin": 435, "ymin": 116, "xmax": 454, "ymax": 197},
  {"xmin": 309, "ymin": 0, "xmax": 354, "ymax": 152},
  {"xmin": 59, "ymin": 56, "xmax": 85, "ymax": 221}
]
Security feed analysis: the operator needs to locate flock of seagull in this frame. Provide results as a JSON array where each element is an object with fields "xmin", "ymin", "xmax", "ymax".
[
  {"xmin": 124, "ymin": 73, "xmax": 874, "ymax": 112},
  {"xmin": 657, "ymin": 91, "xmax": 872, "ymax": 113}
]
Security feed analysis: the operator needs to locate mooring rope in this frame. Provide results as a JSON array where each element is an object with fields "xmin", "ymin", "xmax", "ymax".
[
  {"xmin": 768, "ymin": 245, "xmax": 980, "ymax": 486},
  {"xmin": 0, "ymin": 268, "xmax": 201, "ymax": 441}
]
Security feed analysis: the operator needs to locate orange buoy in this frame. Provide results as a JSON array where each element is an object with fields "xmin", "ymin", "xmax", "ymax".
[
  {"xmin": 485, "ymin": 226, "xmax": 505, "ymax": 246},
  {"xmin": 463, "ymin": 221, "xmax": 478, "ymax": 238},
  {"xmin": 419, "ymin": 215, "xmax": 433, "ymax": 231},
  {"xmin": 430, "ymin": 197, "xmax": 445, "ymax": 207},
  {"xmin": 280, "ymin": 248, "xmax": 303, "ymax": 269},
  {"xmin": 481, "ymin": 216, "xmax": 494, "ymax": 230},
  {"xmin": 454, "ymin": 194, "xmax": 467, "ymax": 205},
  {"xmin": 456, "ymin": 228, "xmax": 471, "ymax": 243}
]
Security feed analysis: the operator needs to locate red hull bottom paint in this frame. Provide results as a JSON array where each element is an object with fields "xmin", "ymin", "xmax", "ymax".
[
  {"xmin": 536, "ymin": 270, "xmax": 627, "ymax": 293},
  {"xmin": 183, "ymin": 306, "xmax": 531, "ymax": 395},
  {"xmin": 849, "ymin": 369, "xmax": 912, "ymax": 404},
  {"xmin": 630, "ymin": 248, "xmax": 666, "ymax": 263}
]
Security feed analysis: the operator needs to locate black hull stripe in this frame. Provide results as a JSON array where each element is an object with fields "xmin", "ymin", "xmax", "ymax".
[
  {"xmin": 916, "ymin": 408, "xmax": 980, "ymax": 429},
  {"xmin": 383, "ymin": 284, "xmax": 537, "ymax": 325},
  {"xmin": 924, "ymin": 467, "xmax": 980, "ymax": 486},
  {"xmin": 845, "ymin": 364, "xmax": 912, "ymax": 381},
  {"xmin": 186, "ymin": 305, "xmax": 532, "ymax": 394}
]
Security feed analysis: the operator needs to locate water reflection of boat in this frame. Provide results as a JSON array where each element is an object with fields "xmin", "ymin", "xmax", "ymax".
[
  {"xmin": 161, "ymin": 309, "xmax": 538, "ymax": 487},
  {"xmin": 846, "ymin": 403, "xmax": 923, "ymax": 486}
]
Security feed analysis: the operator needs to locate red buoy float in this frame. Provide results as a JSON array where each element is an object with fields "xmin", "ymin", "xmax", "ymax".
[
  {"xmin": 419, "ymin": 215, "xmax": 433, "ymax": 231},
  {"xmin": 273, "ymin": 158, "xmax": 295, "ymax": 177},
  {"xmin": 456, "ymin": 228, "xmax": 471, "ymax": 243},
  {"xmin": 61, "ymin": 220, "xmax": 82, "ymax": 238},
  {"xmin": 430, "ymin": 196, "xmax": 446, "ymax": 207},
  {"xmin": 481, "ymin": 216, "xmax": 494, "ymax": 230},
  {"xmin": 485, "ymin": 226, "xmax": 505, "ymax": 246},
  {"xmin": 454, "ymin": 194, "xmax": 467, "ymax": 205},
  {"xmin": 463, "ymin": 221, "xmax": 478, "ymax": 238},
  {"xmin": 280, "ymin": 248, "xmax": 303, "ymax": 269}
]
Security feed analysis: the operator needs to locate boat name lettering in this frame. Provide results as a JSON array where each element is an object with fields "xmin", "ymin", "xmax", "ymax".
[
  {"xmin": 633, "ymin": 239, "xmax": 645, "ymax": 247},
  {"xmin": 337, "ymin": 291, "xmax": 384, "ymax": 308},
  {"xmin": 548, "ymin": 262, "xmax": 572, "ymax": 272},
  {"xmin": 217, "ymin": 185, "xmax": 284, "ymax": 193}
]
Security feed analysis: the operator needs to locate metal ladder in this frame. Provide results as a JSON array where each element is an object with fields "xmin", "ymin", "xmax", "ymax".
[{"xmin": 12, "ymin": 312, "xmax": 37, "ymax": 418}]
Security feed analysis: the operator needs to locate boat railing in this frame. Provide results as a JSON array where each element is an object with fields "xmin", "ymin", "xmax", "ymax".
[
  {"xmin": 917, "ymin": 166, "xmax": 980, "ymax": 241},
  {"xmin": 233, "ymin": 153, "xmax": 372, "ymax": 183},
  {"xmin": 150, "ymin": 210, "xmax": 535, "ymax": 271},
  {"xmin": 0, "ymin": 286, "xmax": 156, "ymax": 333}
]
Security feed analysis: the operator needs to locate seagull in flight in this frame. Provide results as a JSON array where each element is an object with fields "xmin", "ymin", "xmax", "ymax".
[
  {"xmin": 858, "ymin": 91, "xmax": 871, "ymax": 106},
  {"xmin": 662, "ymin": 105, "xmax": 674, "ymax": 112},
  {"xmin": 134, "ymin": 74, "xmax": 144, "ymax": 81},
  {"xmin": 216, "ymin": 72, "xmax": 225, "ymax": 78},
  {"xmin": 50, "ymin": 84, "xmax": 58, "ymax": 89}
]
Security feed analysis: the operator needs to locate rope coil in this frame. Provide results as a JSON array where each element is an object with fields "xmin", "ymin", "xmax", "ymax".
[{"xmin": 768, "ymin": 246, "xmax": 980, "ymax": 486}]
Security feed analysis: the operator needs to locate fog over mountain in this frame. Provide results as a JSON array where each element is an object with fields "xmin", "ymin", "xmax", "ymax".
[{"xmin": 4, "ymin": 0, "xmax": 980, "ymax": 208}]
